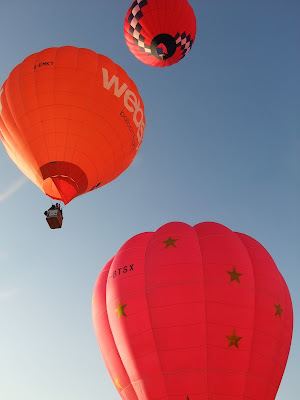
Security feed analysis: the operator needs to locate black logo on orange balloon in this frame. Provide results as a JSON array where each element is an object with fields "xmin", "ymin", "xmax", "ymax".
[{"xmin": 34, "ymin": 61, "xmax": 54, "ymax": 69}]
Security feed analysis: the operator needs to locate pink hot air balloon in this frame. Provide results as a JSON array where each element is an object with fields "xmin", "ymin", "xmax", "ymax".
[
  {"xmin": 92, "ymin": 221, "xmax": 293, "ymax": 400},
  {"xmin": 124, "ymin": 0, "xmax": 197, "ymax": 67}
]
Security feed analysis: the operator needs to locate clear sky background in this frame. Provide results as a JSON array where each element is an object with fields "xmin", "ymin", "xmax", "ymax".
[{"xmin": 0, "ymin": 1, "xmax": 299, "ymax": 399}]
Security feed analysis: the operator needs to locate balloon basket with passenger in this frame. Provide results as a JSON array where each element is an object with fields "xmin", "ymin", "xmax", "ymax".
[{"xmin": 44, "ymin": 203, "xmax": 63, "ymax": 229}]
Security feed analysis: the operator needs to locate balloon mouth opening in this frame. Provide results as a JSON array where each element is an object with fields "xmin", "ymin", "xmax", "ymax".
[
  {"xmin": 151, "ymin": 34, "xmax": 176, "ymax": 60},
  {"xmin": 42, "ymin": 176, "xmax": 78, "ymax": 205},
  {"xmin": 38, "ymin": 161, "xmax": 89, "ymax": 205}
]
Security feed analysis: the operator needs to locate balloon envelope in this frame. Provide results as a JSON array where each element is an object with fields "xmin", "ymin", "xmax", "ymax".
[
  {"xmin": 124, "ymin": 0, "xmax": 197, "ymax": 67},
  {"xmin": 92, "ymin": 221, "xmax": 293, "ymax": 400},
  {"xmin": 0, "ymin": 46, "xmax": 145, "ymax": 204}
]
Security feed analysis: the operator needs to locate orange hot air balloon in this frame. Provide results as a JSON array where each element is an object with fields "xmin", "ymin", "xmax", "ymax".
[
  {"xmin": 92, "ymin": 221, "xmax": 293, "ymax": 400},
  {"xmin": 124, "ymin": 0, "xmax": 197, "ymax": 67},
  {"xmin": 0, "ymin": 46, "xmax": 145, "ymax": 206}
]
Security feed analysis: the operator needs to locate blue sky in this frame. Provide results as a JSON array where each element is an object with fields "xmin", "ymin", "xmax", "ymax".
[{"xmin": 0, "ymin": 1, "xmax": 299, "ymax": 399}]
